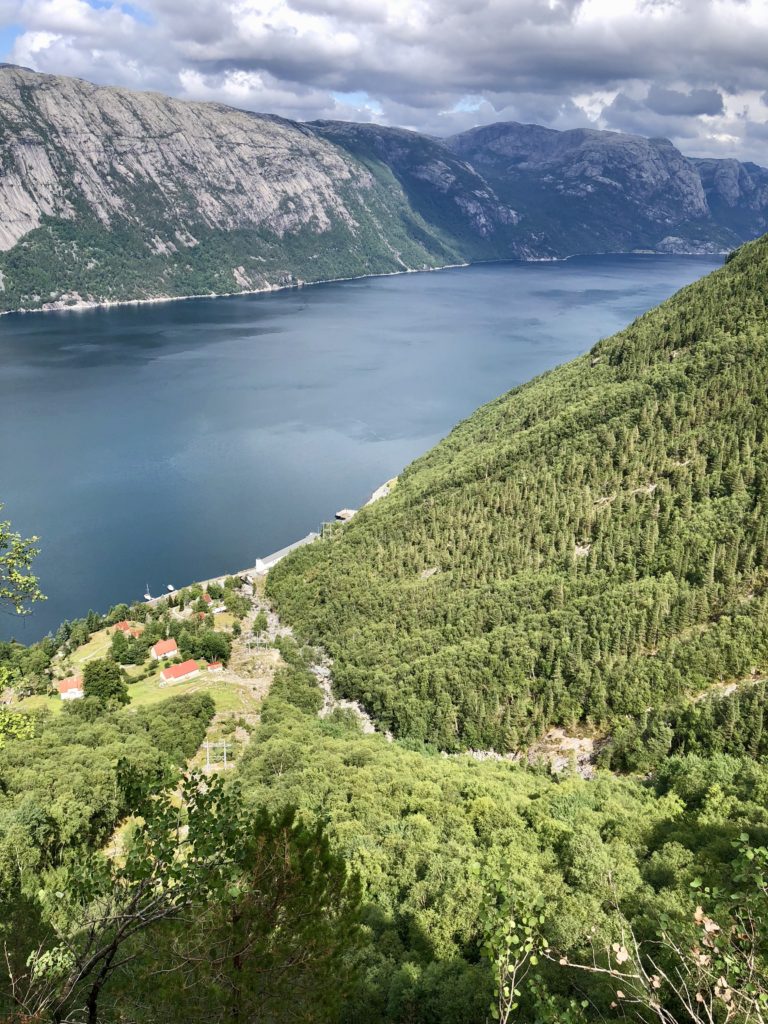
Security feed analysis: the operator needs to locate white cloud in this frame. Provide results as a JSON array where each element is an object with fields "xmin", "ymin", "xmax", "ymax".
[{"xmin": 5, "ymin": 0, "xmax": 768, "ymax": 161}]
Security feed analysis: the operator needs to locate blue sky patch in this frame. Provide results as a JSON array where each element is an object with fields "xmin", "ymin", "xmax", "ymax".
[
  {"xmin": 83, "ymin": 0, "xmax": 154, "ymax": 23},
  {"xmin": 0, "ymin": 24, "xmax": 22, "ymax": 62}
]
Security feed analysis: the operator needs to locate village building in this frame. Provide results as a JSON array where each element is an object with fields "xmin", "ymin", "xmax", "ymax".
[
  {"xmin": 151, "ymin": 637, "xmax": 178, "ymax": 660},
  {"xmin": 115, "ymin": 620, "xmax": 144, "ymax": 638},
  {"xmin": 160, "ymin": 659, "xmax": 200, "ymax": 685},
  {"xmin": 202, "ymin": 592, "xmax": 212, "ymax": 604},
  {"xmin": 57, "ymin": 675, "xmax": 84, "ymax": 700},
  {"xmin": 207, "ymin": 661, "xmax": 223, "ymax": 673}
]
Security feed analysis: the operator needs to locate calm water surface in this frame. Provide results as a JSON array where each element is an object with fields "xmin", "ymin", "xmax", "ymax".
[{"xmin": 0, "ymin": 254, "xmax": 723, "ymax": 639}]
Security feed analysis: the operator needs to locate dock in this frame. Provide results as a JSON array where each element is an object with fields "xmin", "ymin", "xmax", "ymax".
[
  {"xmin": 253, "ymin": 532, "xmax": 320, "ymax": 575},
  {"xmin": 142, "ymin": 477, "xmax": 397, "ymax": 604}
]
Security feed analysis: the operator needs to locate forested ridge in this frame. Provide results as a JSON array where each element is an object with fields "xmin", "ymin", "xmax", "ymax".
[{"xmin": 268, "ymin": 235, "xmax": 768, "ymax": 750}]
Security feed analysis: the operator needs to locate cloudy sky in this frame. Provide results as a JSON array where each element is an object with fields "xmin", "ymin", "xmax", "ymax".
[{"xmin": 1, "ymin": 0, "xmax": 767, "ymax": 161}]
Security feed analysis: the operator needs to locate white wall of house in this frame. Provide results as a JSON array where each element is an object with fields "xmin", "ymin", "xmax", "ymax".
[{"xmin": 160, "ymin": 668, "xmax": 199, "ymax": 686}]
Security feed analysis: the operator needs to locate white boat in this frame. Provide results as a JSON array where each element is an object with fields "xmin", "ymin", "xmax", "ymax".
[{"xmin": 143, "ymin": 583, "xmax": 153, "ymax": 601}]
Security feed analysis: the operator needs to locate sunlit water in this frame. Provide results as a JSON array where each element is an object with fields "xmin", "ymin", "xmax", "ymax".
[{"xmin": 0, "ymin": 254, "xmax": 723, "ymax": 640}]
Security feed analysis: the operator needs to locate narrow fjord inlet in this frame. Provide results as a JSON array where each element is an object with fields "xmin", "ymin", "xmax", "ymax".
[{"xmin": 0, "ymin": 254, "xmax": 720, "ymax": 640}]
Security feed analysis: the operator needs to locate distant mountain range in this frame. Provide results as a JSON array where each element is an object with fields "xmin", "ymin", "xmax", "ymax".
[{"xmin": 1, "ymin": 64, "xmax": 766, "ymax": 313}]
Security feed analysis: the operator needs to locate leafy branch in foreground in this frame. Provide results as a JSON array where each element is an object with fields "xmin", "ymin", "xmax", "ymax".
[
  {"xmin": 476, "ymin": 860, "xmax": 548, "ymax": 1023},
  {"xmin": 0, "ymin": 504, "xmax": 44, "ymax": 615},
  {"xmin": 5, "ymin": 769, "xmax": 361, "ymax": 1024},
  {"xmin": 7, "ymin": 772, "xmax": 239, "ymax": 1024},
  {"xmin": 482, "ymin": 836, "xmax": 768, "ymax": 1024}
]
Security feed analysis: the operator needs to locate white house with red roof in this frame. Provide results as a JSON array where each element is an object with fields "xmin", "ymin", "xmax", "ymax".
[
  {"xmin": 151, "ymin": 638, "xmax": 178, "ymax": 660},
  {"xmin": 160, "ymin": 659, "xmax": 200, "ymax": 686},
  {"xmin": 207, "ymin": 661, "xmax": 223, "ymax": 673},
  {"xmin": 57, "ymin": 675, "xmax": 84, "ymax": 700}
]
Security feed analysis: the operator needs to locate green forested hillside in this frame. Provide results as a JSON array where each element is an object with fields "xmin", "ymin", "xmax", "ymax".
[
  {"xmin": 4, "ymin": 243, "xmax": 768, "ymax": 1023},
  {"xmin": 8, "ymin": 630, "xmax": 768, "ymax": 1024},
  {"xmin": 268, "ymin": 235, "xmax": 768, "ymax": 750},
  {"xmin": 231, "ymin": 642, "xmax": 768, "ymax": 1023}
]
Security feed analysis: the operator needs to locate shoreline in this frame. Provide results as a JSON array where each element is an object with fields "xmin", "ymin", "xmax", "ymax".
[
  {"xmin": 0, "ymin": 249, "xmax": 727, "ymax": 320},
  {"xmin": 5, "ymin": 477, "xmax": 400, "ymax": 641},
  {"xmin": 0, "ymin": 261, "xmax": 471, "ymax": 319},
  {"xmin": 122, "ymin": 478, "xmax": 397, "ymax": 610},
  {"xmin": 1, "ymin": 246, "xmax": 725, "ymax": 641}
]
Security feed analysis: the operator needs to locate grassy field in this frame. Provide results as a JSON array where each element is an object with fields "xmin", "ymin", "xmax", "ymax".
[
  {"xmin": 18, "ymin": 678, "xmax": 262, "ymax": 715},
  {"xmin": 66, "ymin": 627, "xmax": 114, "ymax": 670},
  {"xmin": 126, "ymin": 672, "xmax": 263, "ymax": 713},
  {"xmin": 17, "ymin": 693, "xmax": 62, "ymax": 715},
  {"xmin": 22, "ymin": 593, "xmax": 269, "ymax": 720},
  {"xmin": 17, "ymin": 670, "xmax": 263, "ymax": 717}
]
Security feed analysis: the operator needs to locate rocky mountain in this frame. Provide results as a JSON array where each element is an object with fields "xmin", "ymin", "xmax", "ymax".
[
  {"xmin": 308, "ymin": 120, "xmax": 523, "ymax": 258},
  {"xmin": 446, "ymin": 122, "xmax": 734, "ymax": 256},
  {"xmin": 0, "ymin": 64, "xmax": 766, "ymax": 313},
  {"xmin": 0, "ymin": 65, "xmax": 480, "ymax": 312},
  {"xmin": 693, "ymin": 156, "xmax": 768, "ymax": 240}
]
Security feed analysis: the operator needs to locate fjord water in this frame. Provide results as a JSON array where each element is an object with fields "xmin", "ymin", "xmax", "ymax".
[{"xmin": 0, "ymin": 254, "xmax": 722, "ymax": 640}]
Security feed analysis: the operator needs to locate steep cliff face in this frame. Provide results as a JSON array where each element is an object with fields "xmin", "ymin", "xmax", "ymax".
[
  {"xmin": 446, "ymin": 122, "xmax": 735, "ymax": 255},
  {"xmin": 0, "ymin": 65, "xmax": 766, "ymax": 313},
  {"xmin": 693, "ymin": 157, "xmax": 768, "ymax": 240},
  {"xmin": 308, "ymin": 121, "xmax": 521, "ymax": 258},
  {"xmin": 0, "ymin": 68, "xmax": 370, "ymax": 247},
  {"xmin": 448, "ymin": 122, "xmax": 708, "ymax": 217},
  {"xmin": 0, "ymin": 66, "xmax": 481, "ymax": 311}
]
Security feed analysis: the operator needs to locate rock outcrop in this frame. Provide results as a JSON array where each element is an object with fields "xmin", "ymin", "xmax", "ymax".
[
  {"xmin": 0, "ymin": 65, "xmax": 766, "ymax": 312},
  {"xmin": 693, "ymin": 157, "xmax": 768, "ymax": 239},
  {"xmin": 446, "ymin": 122, "xmax": 740, "ymax": 255},
  {"xmin": 0, "ymin": 65, "xmax": 472, "ymax": 310}
]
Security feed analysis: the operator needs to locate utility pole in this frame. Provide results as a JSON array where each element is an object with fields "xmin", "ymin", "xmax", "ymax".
[{"xmin": 203, "ymin": 739, "xmax": 229, "ymax": 772}]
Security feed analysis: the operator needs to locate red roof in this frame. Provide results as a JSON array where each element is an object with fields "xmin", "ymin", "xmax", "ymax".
[
  {"xmin": 198, "ymin": 612, "xmax": 207, "ymax": 620},
  {"xmin": 57, "ymin": 675, "xmax": 83, "ymax": 693},
  {"xmin": 207, "ymin": 661, "xmax": 223, "ymax": 671},
  {"xmin": 161, "ymin": 659, "xmax": 199, "ymax": 681},
  {"xmin": 152, "ymin": 638, "xmax": 178, "ymax": 658},
  {"xmin": 129, "ymin": 628, "xmax": 143, "ymax": 639},
  {"xmin": 114, "ymin": 620, "xmax": 132, "ymax": 632},
  {"xmin": 202, "ymin": 593, "xmax": 212, "ymax": 603}
]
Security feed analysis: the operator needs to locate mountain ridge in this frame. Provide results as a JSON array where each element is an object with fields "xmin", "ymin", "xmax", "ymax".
[{"xmin": 0, "ymin": 64, "xmax": 766, "ymax": 312}]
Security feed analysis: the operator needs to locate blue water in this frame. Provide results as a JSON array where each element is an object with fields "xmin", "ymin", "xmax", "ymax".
[{"xmin": 0, "ymin": 254, "xmax": 723, "ymax": 640}]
